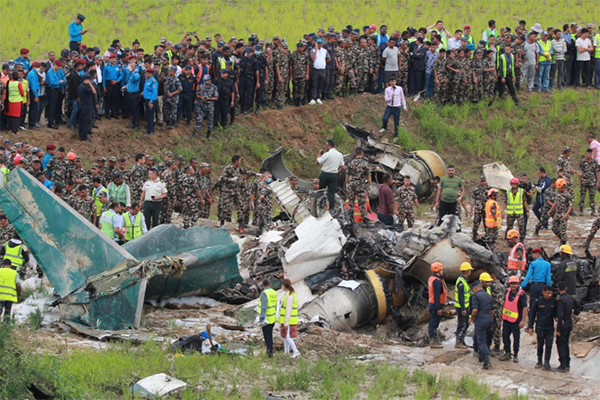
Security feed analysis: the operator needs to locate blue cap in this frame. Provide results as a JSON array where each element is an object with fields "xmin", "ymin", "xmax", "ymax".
[
  {"xmin": 309, "ymin": 32, "xmax": 316, "ymax": 37},
  {"xmin": 77, "ymin": 14, "xmax": 86, "ymax": 21},
  {"xmin": 217, "ymin": 41, "xmax": 225, "ymax": 47},
  {"xmin": 362, "ymin": 25, "xmax": 369, "ymax": 30},
  {"xmin": 184, "ymin": 65, "xmax": 192, "ymax": 70},
  {"xmin": 255, "ymin": 45, "xmax": 262, "ymax": 50},
  {"xmin": 316, "ymin": 38, "xmax": 324, "ymax": 44},
  {"xmin": 174, "ymin": 44, "xmax": 183, "ymax": 50},
  {"xmin": 244, "ymin": 47, "xmax": 253, "ymax": 54},
  {"xmin": 471, "ymin": 280, "xmax": 482, "ymax": 287},
  {"xmin": 168, "ymin": 66, "xmax": 176, "ymax": 71},
  {"xmin": 225, "ymin": 61, "xmax": 233, "ymax": 66}
]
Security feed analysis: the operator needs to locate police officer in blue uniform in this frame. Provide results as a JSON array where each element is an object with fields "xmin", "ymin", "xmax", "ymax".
[
  {"xmin": 103, "ymin": 54, "xmax": 123, "ymax": 119},
  {"xmin": 68, "ymin": 14, "xmax": 87, "ymax": 52},
  {"xmin": 142, "ymin": 68, "xmax": 158, "ymax": 135}
]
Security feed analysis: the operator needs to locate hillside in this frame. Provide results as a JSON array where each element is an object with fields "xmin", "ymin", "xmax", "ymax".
[
  {"xmin": 1, "ymin": 0, "xmax": 598, "ymax": 59},
  {"xmin": 9, "ymin": 88, "xmax": 599, "ymax": 196}
]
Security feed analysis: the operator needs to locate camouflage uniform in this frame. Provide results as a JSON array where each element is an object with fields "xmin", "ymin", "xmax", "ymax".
[
  {"xmin": 198, "ymin": 174, "xmax": 212, "ymax": 219},
  {"xmin": 45, "ymin": 157, "xmax": 70, "ymax": 186},
  {"xmin": 534, "ymin": 188, "xmax": 556, "ymax": 232},
  {"xmin": 237, "ymin": 175, "xmax": 254, "ymax": 226},
  {"xmin": 164, "ymin": 75, "xmax": 183, "ymax": 126},
  {"xmin": 72, "ymin": 196, "xmax": 95, "ymax": 220},
  {"xmin": 354, "ymin": 47, "xmax": 370, "ymax": 93},
  {"xmin": 552, "ymin": 190, "xmax": 573, "ymax": 243},
  {"xmin": 446, "ymin": 54, "xmax": 461, "ymax": 104},
  {"xmin": 482, "ymin": 58, "xmax": 496, "ymax": 100},
  {"xmin": 128, "ymin": 163, "xmax": 148, "ymax": 204},
  {"xmin": 346, "ymin": 39, "xmax": 359, "ymax": 93},
  {"xmin": 274, "ymin": 50, "xmax": 290, "ymax": 108},
  {"xmin": 215, "ymin": 165, "xmax": 242, "ymax": 223},
  {"xmin": 345, "ymin": 157, "xmax": 370, "ymax": 221},
  {"xmin": 334, "ymin": 44, "xmax": 347, "ymax": 96},
  {"xmin": 290, "ymin": 51, "xmax": 309, "ymax": 103},
  {"xmin": 579, "ymin": 158, "xmax": 598, "ymax": 213},
  {"xmin": 399, "ymin": 50, "xmax": 410, "ymax": 94},
  {"xmin": 433, "ymin": 56, "xmax": 447, "ymax": 104},
  {"xmin": 63, "ymin": 57, "xmax": 76, "ymax": 116},
  {"xmin": 369, "ymin": 43, "xmax": 380, "ymax": 93},
  {"xmin": 0, "ymin": 223, "xmax": 16, "ymax": 244},
  {"xmin": 472, "ymin": 185, "xmax": 491, "ymax": 240},
  {"xmin": 556, "ymin": 154, "xmax": 574, "ymax": 196},
  {"xmin": 160, "ymin": 167, "xmax": 178, "ymax": 224},
  {"xmin": 254, "ymin": 180, "xmax": 273, "ymax": 232},
  {"xmin": 194, "ymin": 83, "xmax": 218, "ymax": 133},
  {"xmin": 485, "ymin": 201, "xmax": 500, "ymax": 250},
  {"xmin": 471, "ymin": 57, "xmax": 485, "ymax": 103},
  {"xmin": 266, "ymin": 50, "xmax": 275, "ymax": 105},
  {"xmin": 488, "ymin": 280, "xmax": 506, "ymax": 352},
  {"xmin": 396, "ymin": 185, "xmax": 417, "ymax": 229},
  {"xmin": 68, "ymin": 165, "xmax": 87, "ymax": 185},
  {"xmin": 179, "ymin": 173, "xmax": 200, "ymax": 229}
]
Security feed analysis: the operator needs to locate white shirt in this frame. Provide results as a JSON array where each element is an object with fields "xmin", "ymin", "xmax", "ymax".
[
  {"xmin": 142, "ymin": 179, "xmax": 167, "ymax": 201},
  {"xmin": 384, "ymin": 85, "xmax": 407, "ymax": 109},
  {"xmin": 311, "ymin": 47, "xmax": 328, "ymax": 70},
  {"xmin": 318, "ymin": 148, "xmax": 344, "ymax": 173},
  {"xmin": 38, "ymin": 71, "xmax": 47, "ymax": 96},
  {"xmin": 575, "ymin": 38, "xmax": 591, "ymax": 61},
  {"xmin": 95, "ymin": 64, "xmax": 103, "ymax": 84},
  {"xmin": 447, "ymin": 38, "xmax": 461, "ymax": 50}
]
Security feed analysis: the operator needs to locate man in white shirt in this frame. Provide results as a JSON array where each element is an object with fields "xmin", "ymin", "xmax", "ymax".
[
  {"xmin": 139, "ymin": 168, "xmax": 167, "ymax": 229},
  {"xmin": 447, "ymin": 30, "xmax": 463, "ymax": 50},
  {"xmin": 379, "ymin": 78, "xmax": 407, "ymax": 138},
  {"xmin": 94, "ymin": 55, "xmax": 105, "ymax": 116},
  {"xmin": 316, "ymin": 139, "xmax": 344, "ymax": 209},
  {"xmin": 309, "ymin": 38, "xmax": 330, "ymax": 105},
  {"xmin": 575, "ymin": 28, "xmax": 593, "ymax": 87}
]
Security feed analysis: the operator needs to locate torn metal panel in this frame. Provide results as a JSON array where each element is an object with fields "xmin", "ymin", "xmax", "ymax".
[
  {"xmin": 132, "ymin": 373, "xmax": 187, "ymax": 398},
  {"xmin": 483, "ymin": 162, "xmax": 514, "ymax": 191},
  {"xmin": 262, "ymin": 147, "xmax": 312, "ymax": 192},
  {"xmin": 0, "ymin": 168, "xmax": 134, "ymax": 298},
  {"xmin": 123, "ymin": 224, "xmax": 242, "ymax": 299},
  {"xmin": 282, "ymin": 213, "xmax": 347, "ymax": 283},
  {"xmin": 269, "ymin": 179, "xmax": 312, "ymax": 224}
]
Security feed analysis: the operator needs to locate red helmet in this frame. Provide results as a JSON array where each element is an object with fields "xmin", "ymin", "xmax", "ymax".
[{"xmin": 510, "ymin": 177, "xmax": 519, "ymax": 184}]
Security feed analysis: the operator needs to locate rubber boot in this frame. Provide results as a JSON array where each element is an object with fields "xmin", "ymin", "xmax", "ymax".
[
  {"xmin": 190, "ymin": 128, "xmax": 198, "ymax": 138},
  {"xmin": 206, "ymin": 130, "xmax": 211, "ymax": 139},
  {"xmin": 482, "ymin": 356, "xmax": 492, "ymax": 369}
]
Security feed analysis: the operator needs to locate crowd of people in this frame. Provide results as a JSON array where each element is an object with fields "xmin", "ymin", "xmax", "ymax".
[{"xmin": 1, "ymin": 15, "xmax": 599, "ymax": 141}]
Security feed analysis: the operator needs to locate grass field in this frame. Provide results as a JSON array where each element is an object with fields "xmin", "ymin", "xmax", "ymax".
[{"xmin": 1, "ymin": 0, "xmax": 598, "ymax": 59}]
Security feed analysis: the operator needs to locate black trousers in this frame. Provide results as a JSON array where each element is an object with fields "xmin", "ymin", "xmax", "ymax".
[
  {"xmin": 8, "ymin": 116, "xmax": 20, "ymax": 134},
  {"xmin": 105, "ymin": 82, "xmax": 121, "ymax": 117},
  {"xmin": 69, "ymin": 41, "xmax": 81, "ymax": 52},
  {"xmin": 413, "ymin": 69, "xmax": 425, "ymax": 93},
  {"xmin": 319, "ymin": 171, "xmax": 338, "ymax": 211},
  {"xmin": 262, "ymin": 323, "xmax": 274, "ymax": 356},
  {"xmin": 181, "ymin": 95, "xmax": 194, "ymax": 121},
  {"xmin": 324, "ymin": 68, "xmax": 335, "ymax": 97},
  {"xmin": 310, "ymin": 69, "xmax": 326, "ymax": 100},
  {"xmin": 48, "ymin": 88, "xmax": 63, "ymax": 125},
  {"xmin": 28, "ymin": 97, "xmax": 39, "ymax": 127},
  {"xmin": 497, "ymin": 74, "xmax": 518, "ymax": 103},
  {"xmin": 502, "ymin": 320, "xmax": 521, "ymax": 356},
  {"xmin": 144, "ymin": 99, "xmax": 156, "ymax": 134},
  {"xmin": 475, "ymin": 320, "xmax": 494, "ymax": 359},
  {"xmin": 239, "ymin": 77, "xmax": 255, "ymax": 112},
  {"xmin": 0, "ymin": 300, "xmax": 13, "ymax": 322},
  {"xmin": 575, "ymin": 60, "xmax": 591, "ymax": 86},
  {"xmin": 437, "ymin": 200, "xmax": 457, "ymax": 225},
  {"xmin": 143, "ymin": 201, "xmax": 162, "ymax": 229},
  {"xmin": 455, "ymin": 310, "xmax": 469, "ymax": 341},
  {"xmin": 529, "ymin": 282, "xmax": 545, "ymax": 302},
  {"xmin": 536, "ymin": 328, "xmax": 554, "ymax": 363},
  {"xmin": 556, "ymin": 326, "xmax": 572, "ymax": 368},
  {"xmin": 126, "ymin": 92, "xmax": 140, "ymax": 127},
  {"xmin": 428, "ymin": 304, "xmax": 441, "ymax": 339},
  {"xmin": 215, "ymin": 98, "xmax": 230, "ymax": 127}
]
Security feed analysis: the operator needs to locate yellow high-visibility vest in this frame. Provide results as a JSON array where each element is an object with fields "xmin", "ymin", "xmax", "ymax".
[
  {"xmin": 506, "ymin": 188, "xmax": 524, "ymax": 215},
  {"xmin": 279, "ymin": 291, "xmax": 298, "ymax": 325},
  {"xmin": 258, "ymin": 288, "xmax": 278, "ymax": 324},
  {"xmin": 124, "ymin": 211, "xmax": 143, "ymax": 241},
  {"xmin": 454, "ymin": 276, "xmax": 471, "ymax": 308},
  {"xmin": 3, "ymin": 242, "xmax": 24, "ymax": 269},
  {"xmin": 0, "ymin": 267, "xmax": 18, "ymax": 302},
  {"xmin": 538, "ymin": 40, "xmax": 552, "ymax": 62}
]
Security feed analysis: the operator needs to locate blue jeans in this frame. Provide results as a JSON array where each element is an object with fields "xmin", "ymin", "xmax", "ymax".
[
  {"xmin": 537, "ymin": 62, "xmax": 551, "ymax": 91},
  {"xmin": 377, "ymin": 212, "xmax": 394, "ymax": 226},
  {"xmin": 382, "ymin": 106, "xmax": 401, "ymax": 136},
  {"xmin": 68, "ymin": 99, "xmax": 79, "ymax": 127},
  {"xmin": 595, "ymin": 59, "xmax": 600, "ymax": 88},
  {"xmin": 424, "ymin": 72, "xmax": 434, "ymax": 98}
]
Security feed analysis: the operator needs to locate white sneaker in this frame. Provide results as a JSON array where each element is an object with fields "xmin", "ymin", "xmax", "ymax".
[
  {"xmin": 378, "ymin": 128, "xmax": 386, "ymax": 133},
  {"xmin": 309, "ymin": 100, "xmax": 316, "ymax": 105},
  {"xmin": 291, "ymin": 352, "xmax": 301, "ymax": 359},
  {"xmin": 316, "ymin": 99, "xmax": 323, "ymax": 105}
]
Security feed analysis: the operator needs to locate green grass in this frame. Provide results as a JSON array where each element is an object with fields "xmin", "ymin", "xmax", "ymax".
[{"xmin": 1, "ymin": 0, "xmax": 597, "ymax": 59}]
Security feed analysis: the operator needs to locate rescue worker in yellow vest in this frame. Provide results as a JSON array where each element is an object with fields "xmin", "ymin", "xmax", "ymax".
[
  {"xmin": 123, "ymin": 203, "xmax": 147, "ymax": 242},
  {"xmin": 92, "ymin": 177, "xmax": 109, "ymax": 227},
  {"xmin": 484, "ymin": 188, "xmax": 501, "ymax": 250},
  {"xmin": 503, "ymin": 177, "xmax": 527, "ymax": 240},
  {"xmin": 428, "ymin": 262, "xmax": 446, "ymax": 349},
  {"xmin": 257, "ymin": 278, "xmax": 278, "ymax": 358},
  {"xmin": 0, "ymin": 258, "xmax": 21, "ymax": 322},
  {"xmin": 279, "ymin": 278, "xmax": 300, "ymax": 359},
  {"xmin": 0, "ymin": 156, "xmax": 10, "ymax": 188},
  {"xmin": 0, "ymin": 233, "xmax": 32, "ymax": 280},
  {"xmin": 498, "ymin": 275, "xmax": 528, "ymax": 363},
  {"xmin": 506, "ymin": 229, "xmax": 526, "ymax": 279},
  {"xmin": 455, "ymin": 262, "xmax": 473, "ymax": 349},
  {"xmin": 100, "ymin": 202, "xmax": 126, "ymax": 243},
  {"xmin": 554, "ymin": 244, "xmax": 584, "ymax": 299},
  {"xmin": 470, "ymin": 279, "xmax": 494, "ymax": 369}
]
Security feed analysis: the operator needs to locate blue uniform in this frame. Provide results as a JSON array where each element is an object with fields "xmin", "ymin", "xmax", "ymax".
[
  {"xmin": 103, "ymin": 64, "xmax": 123, "ymax": 118},
  {"xmin": 124, "ymin": 66, "xmax": 142, "ymax": 93},
  {"xmin": 47, "ymin": 68, "xmax": 66, "ymax": 126},
  {"xmin": 47, "ymin": 68, "xmax": 66, "ymax": 89},
  {"xmin": 521, "ymin": 257, "xmax": 552, "ymax": 301},
  {"xmin": 68, "ymin": 21, "xmax": 83, "ymax": 42},
  {"xmin": 143, "ymin": 77, "xmax": 158, "ymax": 134},
  {"xmin": 472, "ymin": 289, "xmax": 494, "ymax": 361},
  {"xmin": 123, "ymin": 66, "xmax": 142, "ymax": 128},
  {"xmin": 15, "ymin": 56, "xmax": 31, "ymax": 73},
  {"xmin": 27, "ymin": 69, "xmax": 40, "ymax": 98},
  {"xmin": 103, "ymin": 65, "xmax": 123, "ymax": 87}
]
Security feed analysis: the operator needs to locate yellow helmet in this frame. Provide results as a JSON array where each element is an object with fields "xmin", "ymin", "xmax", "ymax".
[
  {"xmin": 479, "ymin": 272, "xmax": 493, "ymax": 282},
  {"xmin": 460, "ymin": 262, "xmax": 474, "ymax": 271},
  {"xmin": 559, "ymin": 244, "xmax": 573, "ymax": 254},
  {"xmin": 506, "ymin": 229, "xmax": 520, "ymax": 239}
]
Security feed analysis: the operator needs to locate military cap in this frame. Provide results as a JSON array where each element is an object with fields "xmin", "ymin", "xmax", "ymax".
[
  {"xmin": 479, "ymin": 175, "xmax": 487, "ymax": 181},
  {"xmin": 113, "ymin": 172, "xmax": 122, "ymax": 178},
  {"xmin": 203, "ymin": 75, "xmax": 211, "ymax": 81},
  {"xmin": 328, "ymin": 26, "xmax": 335, "ymax": 32},
  {"xmin": 362, "ymin": 25, "xmax": 369, "ymax": 30},
  {"xmin": 563, "ymin": 146, "xmax": 572, "ymax": 153},
  {"xmin": 351, "ymin": 31, "xmax": 359, "ymax": 37},
  {"xmin": 255, "ymin": 45, "xmax": 262, "ymax": 51},
  {"xmin": 168, "ymin": 65, "xmax": 176, "ymax": 71},
  {"xmin": 272, "ymin": 35, "xmax": 280, "ymax": 40},
  {"xmin": 200, "ymin": 162, "xmax": 210, "ymax": 168},
  {"xmin": 290, "ymin": 175, "xmax": 299, "ymax": 181},
  {"xmin": 108, "ymin": 156, "xmax": 117, "ymax": 162},
  {"xmin": 31, "ymin": 147, "xmax": 41, "ymax": 154},
  {"xmin": 160, "ymin": 37, "xmax": 167, "ymax": 43},
  {"xmin": 329, "ymin": 33, "xmax": 337, "ymax": 38},
  {"xmin": 570, "ymin": 22, "xmax": 577, "ymax": 27},
  {"xmin": 205, "ymin": 36, "xmax": 211, "ymax": 40},
  {"xmin": 177, "ymin": 155, "xmax": 185, "ymax": 161},
  {"xmin": 32, "ymin": 159, "xmax": 41, "ymax": 164},
  {"xmin": 165, "ymin": 160, "xmax": 175, "ymax": 167},
  {"xmin": 98, "ymin": 191, "xmax": 108, "ymax": 198},
  {"xmin": 96, "ymin": 156, "xmax": 106, "ymax": 162},
  {"xmin": 90, "ymin": 163, "xmax": 99, "ymax": 169},
  {"xmin": 312, "ymin": 178, "xmax": 320, "ymax": 184},
  {"xmin": 77, "ymin": 13, "xmax": 86, "ymax": 20},
  {"xmin": 318, "ymin": 28, "xmax": 325, "ymax": 33},
  {"xmin": 296, "ymin": 42, "xmax": 303, "ymax": 48},
  {"xmin": 147, "ymin": 155, "xmax": 154, "ymax": 161},
  {"xmin": 165, "ymin": 151, "xmax": 173, "ymax": 157},
  {"xmin": 217, "ymin": 41, "xmax": 225, "ymax": 47},
  {"xmin": 461, "ymin": 37, "xmax": 468, "ymax": 41},
  {"xmin": 71, "ymin": 50, "xmax": 80, "ymax": 56},
  {"xmin": 250, "ymin": 33, "xmax": 258, "ymax": 38},
  {"xmin": 282, "ymin": 43, "xmax": 288, "ymax": 49},
  {"xmin": 220, "ymin": 68, "xmax": 228, "ymax": 74},
  {"xmin": 586, "ymin": 23, "xmax": 593, "ymax": 28},
  {"xmin": 4, "ymin": 140, "xmax": 13, "ymax": 145},
  {"xmin": 230, "ymin": 36, "xmax": 237, "ymax": 41}
]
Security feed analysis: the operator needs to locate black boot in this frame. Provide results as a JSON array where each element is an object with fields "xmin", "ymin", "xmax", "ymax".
[
  {"xmin": 482, "ymin": 356, "xmax": 492, "ymax": 369},
  {"xmin": 190, "ymin": 128, "xmax": 198, "ymax": 138},
  {"xmin": 206, "ymin": 130, "xmax": 211, "ymax": 139}
]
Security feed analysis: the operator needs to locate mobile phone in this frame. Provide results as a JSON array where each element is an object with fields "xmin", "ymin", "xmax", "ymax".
[{"xmin": 151, "ymin": 195, "xmax": 155, "ymax": 199}]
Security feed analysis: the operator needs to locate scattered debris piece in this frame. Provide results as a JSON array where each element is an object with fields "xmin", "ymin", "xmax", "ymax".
[{"xmin": 131, "ymin": 373, "xmax": 187, "ymax": 398}]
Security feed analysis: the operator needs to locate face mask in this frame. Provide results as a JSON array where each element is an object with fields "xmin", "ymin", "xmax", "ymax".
[
  {"xmin": 255, "ymin": 51, "xmax": 261, "ymax": 55},
  {"xmin": 266, "ymin": 178, "xmax": 272, "ymax": 184}
]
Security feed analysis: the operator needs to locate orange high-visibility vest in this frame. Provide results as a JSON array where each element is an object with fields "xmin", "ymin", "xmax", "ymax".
[
  {"xmin": 501, "ymin": 288, "xmax": 524, "ymax": 322},
  {"xmin": 507, "ymin": 242, "xmax": 526, "ymax": 270},
  {"xmin": 485, "ymin": 199, "xmax": 501, "ymax": 228},
  {"xmin": 428, "ymin": 275, "xmax": 447, "ymax": 305}
]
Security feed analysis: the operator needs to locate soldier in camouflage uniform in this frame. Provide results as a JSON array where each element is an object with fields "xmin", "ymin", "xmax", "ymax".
[
  {"xmin": 198, "ymin": 164, "xmax": 213, "ymax": 219},
  {"xmin": 396, "ymin": 177, "xmax": 419, "ymax": 229},
  {"xmin": 68, "ymin": 157, "xmax": 87, "ymax": 186},
  {"xmin": 290, "ymin": 43, "xmax": 309, "ymax": 106},
  {"xmin": 63, "ymin": 52, "xmax": 78, "ymax": 117},
  {"xmin": 556, "ymin": 147, "xmax": 580, "ymax": 206},
  {"xmin": 237, "ymin": 172, "xmax": 255, "ymax": 226},
  {"xmin": 164, "ymin": 66, "xmax": 182, "ymax": 129},
  {"xmin": 534, "ymin": 179, "xmax": 557, "ymax": 236},
  {"xmin": 45, "ymin": 149, "xmax": 69, "ymax": 186},
  {"xmin": 354, "ymin": 38, "xmax": 371, "ymax": 94},
  {"xmin": 454, "ymin": 49, "xmax": 468, "ymax": 104},
  {"xmin": 344, "ymin": 148, "xmax": 371, "ymax": 222},
  {"xmin": 274, "ymin": 44, "xmax": 290, "ymax": 109},
  {"xmin": 471, "ymin": 176, "xmax": 491, "ymax": 240},
  {"xmin": 73, "ymin": 185, "xmax": 95, "ymax": 221},
  {"xmin": 347, "ymin": 33, "xmax": 360, "ymax": 94},
  {"xmin": 398, "ymin": 41, "xmax": 410, "ymax": 95},
  {"xmin": 579, "ymin": 149, "xmax": 598, "ymax": 215},
  {"xmin": 445, "ymin": 50, "xmax": 461, "ymax": 104},
  {"xmin": 214, "ymin": 155, "xmax": 243, "ymax": 226},
  {"xmin": 368, "ymin": 36, "xmax": 380, "ymax": 93},
  {"xmin": 192, "ymin": 75, "xmax": 218, "ymax": 139},
  {"xmin": 433, "ymin": 49, "xmax": 447, "ymax": 104},
  {"xmin": 0, "ymin": 216, "xmax": 16, "ymax": 245},
  {"xmin": 265, "ymin": 43, "xmax": 275, "ymax": 107},
  {"xmin": 550, "ymin": 178, "xmax": 573, "ymax": 244},
  {"xmin": 254, "ymin": 170, "xmax": 274, "ymax": 233},
  {"xmin": 156, "ymin": 152, "xmax": 173, "ymax": 175},
  {"xmin": 483, "ymin": 50, "xmax": 497, "ymax": 101},
  {"xmin": 471, "ymin": 51, "xmax": 485, "ymax": 103},
  {"xmin": 128, "ymin": 154, "xmax": 148, "ymax": 204},
  {"xmin": 487, "ymin": 276, "xmax": 506, "ymax": 356},
  {"xmin": 179, "ymin": 166, "xmax": 204, "ymax": 229},
  {"xmin": 160, "ymin": 161, "xmax": 179, "ymax": 224},
  {"xmin": 334, "ymin": 40, "xmax": 349, "ymax": 97}
]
